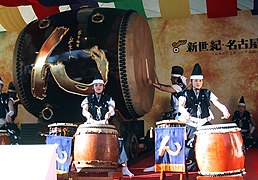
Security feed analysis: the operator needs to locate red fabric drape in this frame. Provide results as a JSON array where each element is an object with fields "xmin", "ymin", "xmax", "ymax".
[
  {"xmin": 206, "ymin": 0, "xmax": 237, "ymax": 18},
  {"xmin": 32, "ymin": 3, "xmax": 60, "ymax": 19},
  {"xmin": 0, "ymin": 0, "xmax": 32, "ymax": 6}
]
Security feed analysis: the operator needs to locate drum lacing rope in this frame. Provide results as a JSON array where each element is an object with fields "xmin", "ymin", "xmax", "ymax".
[
  {"xmin": 76, "ymin": 126, "xmax": 118, "ymax": 135},
  {"xmin": 118, "ymin": 10, "xmax": 140, "ymax": 118},
  {"xmin": 15, "ymin": 27, "xmax": 33, "ymax": 115},
  {"xmin": 197, "ymin": 125, "xmax": 239, "ymax": 131},
  {"xmin": 199, "ymin": 169, "xmax": 246, "ymax": 177}
]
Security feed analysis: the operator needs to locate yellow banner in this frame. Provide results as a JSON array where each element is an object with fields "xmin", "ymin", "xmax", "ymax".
[
  {"xmin": 0, "ymin": 6, "xmax": 26, "ymax": 32},
  {"xmin": 159, "ymin": 0, "xmax": 190, "ymax": 19}
]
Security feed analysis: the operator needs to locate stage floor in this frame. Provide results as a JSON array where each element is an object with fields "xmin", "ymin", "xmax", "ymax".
[{"xmin": 57, "ymin": 148, "xmax": 258, "ymax": 180}]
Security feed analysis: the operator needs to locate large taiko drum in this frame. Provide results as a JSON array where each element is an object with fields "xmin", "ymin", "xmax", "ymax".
[
  {"xmin": 73, "ymin": 123, "xmax": 119, "ymax": 172},
  {"xmin": 13, "ymin": 7, "xmax": 155, "ymax": 123},
  {"xmin": 195, "ymin": 123, "xmax": 245, "ymax": 176},
  {"xmin": 0, "ymin": 130, "xmax": 10, "ymax": 145}
]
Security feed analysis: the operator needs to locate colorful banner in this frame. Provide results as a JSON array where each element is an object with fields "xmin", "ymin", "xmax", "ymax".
[
  {"xmin": 114, "ymin": 0, "xmax": 146, "ymax": 18},
  {"xmin": 206, "ymin": 0, "xmax": 237, "ymax": 18},
  {"xmin": 38, "ymin": 0, "xmax": 99, "ymax": 8},
  {"xmin": 46, "ymin": 135, "xmax": 73, "ymax": 172},
  {"xmin": 0, "ymin": 7, "xmax": 26, "ymax": 31},
  {"xmin": 158, "ymin": 0, "xmax": 190, "ymax": 20},
  {"xmin": 70, "ymin": 0, "xmax": 99, "ymax": 10},
  {"xmin": 155, "ymin": 127, "xmax": 185, "ymax": 172},
  {"xmin": 31, "ymin": 3, "xmax": 60, "ymax": 19},
  {"xmin": 0, "ymin": 0, "xmax": 32, "ymax": 6},
  {"xmin": 252, "ymin": 0, "xmax": 258, "ymax": 15}
]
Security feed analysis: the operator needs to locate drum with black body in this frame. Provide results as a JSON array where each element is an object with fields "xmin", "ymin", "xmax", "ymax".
[{"xmin": 13, "ymin": 7, "xmax": 155, "ymax": 123}]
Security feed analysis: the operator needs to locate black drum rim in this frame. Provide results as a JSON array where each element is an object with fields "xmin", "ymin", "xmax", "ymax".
[{"xmin": 118, "ymin": 10, "xmax": 140, "ymax": 118}]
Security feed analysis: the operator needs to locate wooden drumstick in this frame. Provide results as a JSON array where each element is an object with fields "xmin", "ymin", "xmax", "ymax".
[
  {"xmin": 145, "ymin": 58, "xmax": 150, "ymax": 79},
  {"xmin": 153, "ymin": 67, "xmax": 160, "ymax": 84},
  {"xmin": 150, "ymin": 127, "xmax": 154, "ymax": 138}
]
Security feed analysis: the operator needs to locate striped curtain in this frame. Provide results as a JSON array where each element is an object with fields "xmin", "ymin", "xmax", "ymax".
[
  {"xmin": 31, "ymin": 3, "xmax": 60, "ymax": 19},
  {"xmin": 159, "ymin": 0, "xmax": 190, "ymax": 20},
  {"xmin": 98, "ymin": 0, "xmax": 146, "ymax": 18},
  {"xmin": 0, "ymin": 6, "xmax": 26, "ymax": 32},
  {"xmin": 206, "ymin": 0, "xmax": 237, "ymax": 18},
  {"xmin": 252, "ymin": 0, "xmax": 258, "ymax": 15}
]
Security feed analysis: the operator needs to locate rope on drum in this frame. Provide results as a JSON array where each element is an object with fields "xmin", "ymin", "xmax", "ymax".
[{"xmin": 118, "ymin": 10, "xmax": 140, "ymax": 118}]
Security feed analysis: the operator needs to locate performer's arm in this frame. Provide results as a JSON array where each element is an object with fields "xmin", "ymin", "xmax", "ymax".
[
  {"xmin": 210, "ymin": 93, "xmax": 230, "ymax": 119},
  {"xmin": 250, "ymin": 114, "xmax": 255, "ymax": 135},
  {"xmin": 148, "ymin": 79, "xmax": 177, "ymax": 93},
  {"xmin": 231, "ymin": 111, "xmax": 238, "ymax": 123},
  {"xmin": 105, "ymin": 98, "xmax": 115, "ymax": 122},
  {"xmin": 5, "ymin": 99, "xmax": 14, "ymax": 123},
  {"xmin": 178, "ymin": 96, "xmax": 190, "ymax": 121},
  {"xmin": 81, "ymin": 97, "xmax": 93, "ymax": 123}
]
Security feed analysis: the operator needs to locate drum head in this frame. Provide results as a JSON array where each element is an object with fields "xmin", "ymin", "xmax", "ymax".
[
  {"xmin": 76, "ymin": 123, "xmax": 118, "ymax": 135},
  {"xmin": 119, "ymin": 12, "xmax": 155, "ymax": 118},
  {"xmin": 196, "ymin": 123, "xmax": 240, "ymax": 133},
  {"xmin": 156, "ymin": 119, "xmax": 186, "ymax": 126},
  {"xmin": 48, "ymin": 123, "xmax": 78, "ymax": 128},
  {"xmin": 0, "ymin": 130, "xmax": 8, "ymax": 134}
]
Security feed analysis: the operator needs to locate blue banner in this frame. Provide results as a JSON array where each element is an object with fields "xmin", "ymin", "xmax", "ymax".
[
  {"xmin": 46, "ymin": 135, "xmax": 73, "ymax": 172},
  {"xmin": 155, "ymin": 127, "xmax": 185, "ymax": 172},
  {"xmin": 252, "ymin": 0, "xmax": 258, "ymax": 15},
  {"xmin": 38, "ymin": 0, "xmax": 99, "ymax": 8}
]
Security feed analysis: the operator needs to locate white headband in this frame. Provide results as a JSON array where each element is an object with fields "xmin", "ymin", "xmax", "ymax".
[
  {"xmin": 190, "ymin": 75, "xmax": 203, "ymax": 80},
  {"xmin": 171, "ymin": 74, "xmax": 181, "ymax": 77},
  {"xmin": 91, "ymin": 79, "xmax": 104, "ymax": 85}
]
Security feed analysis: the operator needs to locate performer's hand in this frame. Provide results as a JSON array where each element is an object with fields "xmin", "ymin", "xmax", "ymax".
[
  {"xmin": 86, "ymin": 118, "xmax": 95, "ymax": 124},
  {"xmin": 105, "ymin": 112, "xmax": 111, "ymax": 121},
  {"xmin": 147, "ymin": 78, "xmax": 153, "ymax": 85},
  {"xmin": 5, "ymin": 115, "xmax": 12, "ymax": 123},
  {"xmin": 221, "ymin": 110, "xmax": 230, "ymax": 119}
]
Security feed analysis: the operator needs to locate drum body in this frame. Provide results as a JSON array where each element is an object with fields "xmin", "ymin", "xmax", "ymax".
[
  {"xmin": 0, "ymin": 130, "xmax": 10, "ymax": 145},
  {"xmin": 48, "ymin": 123, "xmax": 78, "ymax": 137},
  {"xmin": 73, "ymin": 124, "xmax": 119, "ymax": 172},
  {"xmin": 195, "ymin": 123, "xmax": 245, "ymax": 176},
  {"xmin": 13, "ymin": 7, "xmax": 155, "ymax": 123}
]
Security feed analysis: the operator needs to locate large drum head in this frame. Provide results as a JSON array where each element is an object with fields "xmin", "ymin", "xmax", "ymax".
[{"xmin": 13, "ymin": 7, "xmax": 155, "ymax": 122}]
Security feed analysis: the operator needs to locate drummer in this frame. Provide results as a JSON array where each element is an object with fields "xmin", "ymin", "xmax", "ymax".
[
  {"xmin": 148, "ymin": 65, "xmax": 188, "ymax": 120},
  {"xmin": 178, "ymin": 63, "xmax": 230, "ymax": 171},
  {"xmin": 81, "ymin": 73, "xmax": 134, "ymax": 177},
  {"xmin": 144, "ymin": 66, "xmax": 187, "ymax": 172},
  {"xmin": 232, "ymin": 96, "xmax": 256, "ymax": 150},
  {"xmin": 0, "ymin": 78, "xmax": 15, "ymax": 129}
]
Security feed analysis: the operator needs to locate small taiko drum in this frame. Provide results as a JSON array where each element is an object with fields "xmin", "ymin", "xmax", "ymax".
[
  {"xmin": 156, "ymin": 119, "xmax": 186, "ymax": 128},
  {"xmin": 0, "ymin": 130, "xmax": 10, "ymax": 145},
  {"xmin": 73, "ymin": 123, "xmax": 119, "ymax": 172},
  {"xmin": 195, "ymin": 123, "xmax": 245, "ymax": 176},
  {"xmin": 48, "ymin": 123, "xmax": 78, "ymax": 137}
]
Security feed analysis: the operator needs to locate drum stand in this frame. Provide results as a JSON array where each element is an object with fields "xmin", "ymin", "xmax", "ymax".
[
  {"xmin": 155, "ymin": 121, "xmax": 189, "ymax": 180},
  {"xmin": 57, "ymin": 168, "xmax": 123, "ymax": 180},
  {"xmin": 159, "ymin": 158, "xmax": 189, "ymax": 180}
]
